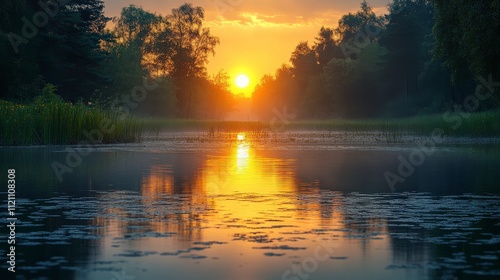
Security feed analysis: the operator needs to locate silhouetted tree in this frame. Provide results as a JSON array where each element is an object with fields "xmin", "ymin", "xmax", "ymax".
[
  {"xmin": 313, "ymin": 27, "xmax": 343, "ymax": 68},
  {"xmin": 432, "ymin": 0, "xmax": 500, "ymax": 93},
  {"xmin": 167, "ymin": 4, "xmax": 219, "ymax": 117},
  {"xmin": 1, "ymin": 0, "xmax": 111, "ymax": 101}
]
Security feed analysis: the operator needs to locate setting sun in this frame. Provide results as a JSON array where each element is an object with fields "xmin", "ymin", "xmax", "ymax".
[
  {"xmin": 235, "ymin": 74, "xmax": 250, "ymax": 89},
  {"xmin": 229, "ymin": 69, "xmax": 255, "ymax": 98}
]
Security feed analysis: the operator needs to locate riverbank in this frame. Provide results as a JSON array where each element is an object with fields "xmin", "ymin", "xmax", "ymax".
[
  {"xmin": 2, "ymin": 96, "xmax": 499, "ymax": 146},
  {"xmin": 144, "ymin": 110, "xmax": 500, "ymax": 137}
]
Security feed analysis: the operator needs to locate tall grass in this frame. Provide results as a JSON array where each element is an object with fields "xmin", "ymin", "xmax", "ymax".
[
  {"xmin": 0, "ymin": 94, "xmax": 144, "ymax": 146},
  {"xmin": 139, "ymin": 119, "xmax": 270, "ymax": 138},
  {"xmin": 290, "ymin": 111, "xmax": 500, "ymax": 137},
  {"xmin": 2, "ymin": 93, "xmax": 499, "ymax": 146}
]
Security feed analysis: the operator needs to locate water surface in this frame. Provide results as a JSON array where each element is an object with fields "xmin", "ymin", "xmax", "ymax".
[{"xmin": 1, "ymin": 133, "xmax": 500, "ymax": 280}]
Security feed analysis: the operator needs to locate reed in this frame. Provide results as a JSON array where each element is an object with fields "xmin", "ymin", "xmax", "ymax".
[
  {"xmin": 142, "ymin": 110, "xmax": 500, "ymax": 139},
  {"xmin": 2, "ymin": 95, "xmax": 498, "ymax": 146},
  {"xmin": 0, "ymin": 95, "xmax": 144, "ymax": 146}
]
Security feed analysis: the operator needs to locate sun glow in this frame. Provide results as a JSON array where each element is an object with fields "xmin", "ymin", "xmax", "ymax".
[
  {"xmin": 228, "ymin": 68, "xmax": 255, "ymax": 98},
  {"xmin": 235, "ymin": 74, "xmax": 250, "ymax": 88}
]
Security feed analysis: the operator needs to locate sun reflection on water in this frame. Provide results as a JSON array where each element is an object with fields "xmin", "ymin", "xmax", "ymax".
[
  {"xmin": 90, "ymin": 137, "xmax": 393, "ymax": 280},
  {"xmin": 236, "ymin": 142, "xmax": 250, "ymax": 173},
  {"xmin": 236, "ymin": 132, "xmax": 246, "ymax": 141}
]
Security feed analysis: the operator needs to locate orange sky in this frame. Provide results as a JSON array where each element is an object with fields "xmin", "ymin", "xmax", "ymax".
[{"xmin": 103, "ymin": 0, "xmax": 389, "ymax": 95}]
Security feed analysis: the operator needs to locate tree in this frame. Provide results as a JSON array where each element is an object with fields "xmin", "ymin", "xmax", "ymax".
[
  {"xmin": 168, "ymin": 3, "xmax": 219, "ymax": 117},
  {"xmin": 114, "ymin": 5, "xmax": 160, "ymax": 46},
  {"xmin": 112, "ymin": 5, "xmax": 173, "ymax": 76},
  {"xmin": 289, "ymin": 41, "xmax": 318, "ymax": 96},
  {"xmin": 207, "ymin": 70, "xmax": 234, "ymax": 119},
  {"xmin": 379, "ymin": 0, "xmax": 435, "ymax": 104},
  {"xmin": 432, "ymin": 0, "xmax": 500, "ymax": 90},
  {"xmin": 290, "ymin": 41, "xmax": 317, "ymax": 74},
  {"xmin": 336, "ymin": 1, "xmax": 385, "ymax": 52},
  {"xmin": 0, "ymin": 0, "xmax": 112, "ymax": 101},
  {"xmin": 39, "ymin": 0, "xmax": 111, "ymax": 101},
  {"xmin": 313, "ymin": 27, "xmax": 343, "ymax": 68},
  {"xmin": 109, "ymin": 4, "xmax": 223, "ymax": 119},
  {"xmin": 1, "ymin": 0, "xmax": 43, "ymax": 99},
  {"xmin": 103, "ymin": 42, "xmax": 145, "ymax": 100},
  {"xmin": 168, "ymin": 4, "xmax": 219, "ymax": 79},
  {"xmin": 252, "ymin": 65, "xmax": 300, "ymax": 121}
]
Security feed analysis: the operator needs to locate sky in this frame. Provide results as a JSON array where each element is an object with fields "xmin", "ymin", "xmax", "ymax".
[{"xmin": 103, "ymin": 0, "xmax": 390, "ymax": 95}]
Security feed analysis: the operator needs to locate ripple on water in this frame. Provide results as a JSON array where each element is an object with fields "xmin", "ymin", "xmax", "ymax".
[
  {"xmin": 264, "ymin": 252, "xmax": 285, "ymax": 257},
  {"xmin": 114, "ymin": 250, "xmax": 158, "ymax": 257},
  {"xmin": 4, "ymin": 190, "xmax": 500, "ymax": 277},
  {"xmin": 252, "ymin": 245, "xmax": 307, "ymax": 251}
]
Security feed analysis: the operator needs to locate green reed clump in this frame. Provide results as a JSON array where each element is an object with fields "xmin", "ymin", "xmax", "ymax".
[{"xmin": 0, "ymin": 94, "xmax": 144, "ymax": 146}]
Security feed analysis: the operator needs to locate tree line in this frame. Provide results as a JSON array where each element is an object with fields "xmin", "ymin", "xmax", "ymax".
[
  {"xmin": 1, "ymin": 1, "xmax": 233, "ymax": 118},
  {"xmin": 252, "ymin": 0, "xmax": 499, "ymax": 120},
  {"xmin": 1, "ymin": 0, "xmax": 499, "ymax": 120}
]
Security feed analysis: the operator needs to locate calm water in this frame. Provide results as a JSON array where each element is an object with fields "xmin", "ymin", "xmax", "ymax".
[{"xmin": 1, "ymin": 134, "xmax": 500, "ymax": 280}]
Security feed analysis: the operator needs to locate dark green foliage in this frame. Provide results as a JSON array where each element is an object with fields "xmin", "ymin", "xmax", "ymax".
[
  {"xmin": 252, "ymin": 0, "xmax": 498, "ymax": 120},
  {"xmin": 168, "ymin": 4, "xmax": 220, "ymax": 118},
  {"xmin": 108, "ymin": 4, "xmax": 223, "ymax": 119},
  {"xmin": 253, "ymin": 1, "xmax": 392, "ymax": 119},
  {"xmin": 1, "ymin": 2, "xmax": 232, "ymax": 122},
  {"xmin": 432, "ymin": 0, "xmax": 500, "ymax": 86},
  {"xmin": 0, "ymin": 0, "xmax": 41, "ymax": 99},
  {"xmin": 0, "ymin": 85, "xmax": 144, "ymax": 145},
  {"xmin": 378, "ymin": 0, "xmax": 453, "ymax": 116},
  {"xmin": 1, "ymin": 0, "xmax": 498, "ymax": 137},
  {"xmin": 0, "ymin": 0, "xmax": 111, "ymax": 101}
]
